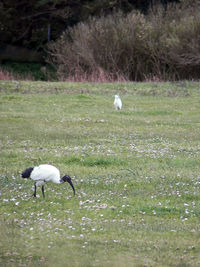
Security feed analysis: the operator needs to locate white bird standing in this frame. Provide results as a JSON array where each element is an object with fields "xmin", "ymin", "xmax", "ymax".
[
  {"xmin": 21, "ymin": 164, "xmax": 75, "ymax": 198},
  {"xmin": 114, "ymin": 95, "xmax": 122, "ymax": 110}
]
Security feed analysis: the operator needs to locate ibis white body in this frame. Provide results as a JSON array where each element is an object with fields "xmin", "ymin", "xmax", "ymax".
[
  {"xmin": 114, "ymin": 95, "xmax": 122, "ymax": 110},
  {"xmin": 21, "ymin": 164, "xmax": 75, "ymax": 197},
  {"xmin": 31, "ymin": 164, "xmax": 61, "ymax": 184}
]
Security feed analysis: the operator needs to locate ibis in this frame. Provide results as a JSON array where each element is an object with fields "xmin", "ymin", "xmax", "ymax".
[
  {"xmin": 21, "ymin": 164, "xmax": 75, "ymax": 198},
  {"xmin": 114, "ymin": 95, "xmax": 122, "ymax": 110}
]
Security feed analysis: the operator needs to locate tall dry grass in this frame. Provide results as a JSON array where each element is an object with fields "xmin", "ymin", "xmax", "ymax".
[
  {"xmin": 0, "ymin": 68, "xmax": 16, "ymax": 80},
  {"xmin": 0, "ymin": 68, "xmax": 34, "ymax": 81}
]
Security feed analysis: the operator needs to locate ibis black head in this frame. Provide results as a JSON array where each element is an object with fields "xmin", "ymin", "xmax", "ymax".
[
  {"xmin": 21, "ymin": 167, "xmax": 34, "ymax": 179},
  {"xmin": 62, "ymin": 175, "xmax": 75, "ymax": 195}
]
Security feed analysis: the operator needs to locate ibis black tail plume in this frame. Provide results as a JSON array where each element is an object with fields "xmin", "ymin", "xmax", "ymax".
[{"xmin": 21, "ymin": 167, "xmax": 34, "ymax": 178}]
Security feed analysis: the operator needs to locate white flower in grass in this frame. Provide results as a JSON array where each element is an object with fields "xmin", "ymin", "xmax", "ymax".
[{"xmin": 185, "ymin": 209, "xmax": 189, "ymax": 214}]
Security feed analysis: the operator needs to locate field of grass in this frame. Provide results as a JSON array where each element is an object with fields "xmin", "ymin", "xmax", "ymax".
[{"xmin": 0, "ymin": 80, "xmax": 200, "ymax": 266}]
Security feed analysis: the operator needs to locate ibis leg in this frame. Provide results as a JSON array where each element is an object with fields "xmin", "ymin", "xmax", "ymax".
[
  {"xmin": 41, "ymin": 185, "xmax": 45, "ymax": 198},
  {"xmin": 33, "ymin": 183, "xmax": 37, "ymax": 197}
]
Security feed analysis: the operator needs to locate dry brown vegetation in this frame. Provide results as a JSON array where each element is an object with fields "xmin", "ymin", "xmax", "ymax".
[{"xmin": 48, "ymin": 0, "xmax": 200, "ymax": 82}]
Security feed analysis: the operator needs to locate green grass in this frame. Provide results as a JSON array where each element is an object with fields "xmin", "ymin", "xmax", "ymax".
[{"xmin": 0, "ymin": 80, "xmax": 200, "ymax": 266}]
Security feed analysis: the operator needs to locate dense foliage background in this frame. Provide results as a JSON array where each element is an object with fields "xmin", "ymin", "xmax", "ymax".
[
  {"xmin": 1, "ymin": 0, "xmax": 200, "ymax": 81},
  {"xmin": 0, "ymin": 0, "xmax": 179, "ymax": 49}
]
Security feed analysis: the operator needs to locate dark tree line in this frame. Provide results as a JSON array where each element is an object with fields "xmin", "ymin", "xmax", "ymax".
[{"xmin": 0, "ymin": 0, "xmax": 179, "ymax": 51}]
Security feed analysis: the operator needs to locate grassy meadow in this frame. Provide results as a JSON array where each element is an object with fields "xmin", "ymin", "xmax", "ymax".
[{"xmin": 0, "ymin": 80, "xmax": 200, "ymax": 266}]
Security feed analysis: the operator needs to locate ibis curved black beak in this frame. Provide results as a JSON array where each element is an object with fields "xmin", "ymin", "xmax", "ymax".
[
  {"xmin": 62, "ymin": 175, "xmax": 76, "ymax": 195},
  {"xmin": 67, "ymin": 179, "xmax": 75, "ymax": 195}
]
